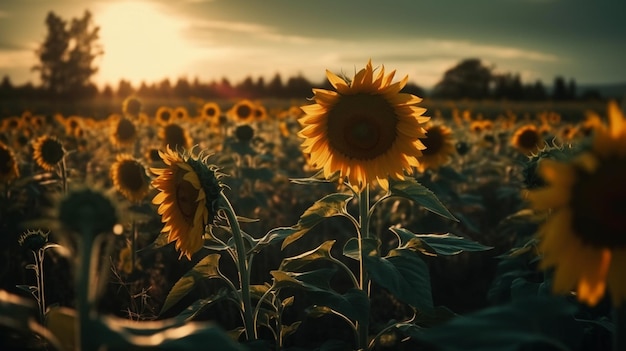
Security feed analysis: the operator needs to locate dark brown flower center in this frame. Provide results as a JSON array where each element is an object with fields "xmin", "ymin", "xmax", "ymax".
[
  {"xmin": 40, "ymin": 138, "xmax": 64, "ymax": 165},
  {"xmin": 570, "ymin": 155, "xmax": 626, "ymax": 248},
  {"xmin": 205, "ymin": 107, "xmax": 216, "ymax": 117},
  {"xmin": 236, "ymin": 104, "xmax": 252, "ymax": 120},
  {"xmin": 421, "ymin": 126, "xmax": 444, "ymax": 156},
  {"xmin": 326, "ymin": 94, "xmax": 397, "ymax": 160},
  {"xmin": 517, "ymin": 128, "xmax": 540, "ymax": 150},
  {"xmin": 116, "ymin": 118, "xmax": 136, "ymax": 141},
  {"xmin": 118, "ymin": 161, "xmax": 145, "ymax": 191},
  {"xmin": 163, "ymin": 124, "xmax": 188, "ymax": 149},
  {"xmin": 176, "ymin": 178, "xmax": 199, "ymax": 223},
  {"xmin": 160, "ymin": 111, "xmax": 171, "ymax": 122}
]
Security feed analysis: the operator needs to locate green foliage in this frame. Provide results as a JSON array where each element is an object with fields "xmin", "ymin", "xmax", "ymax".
[
  {"xmin": 389, "ymin": 178, "xmax": 459, "ymax": 221},
  {"xmin": 390, "ymin": 227, "xmax": 493, "ymax": 256}
]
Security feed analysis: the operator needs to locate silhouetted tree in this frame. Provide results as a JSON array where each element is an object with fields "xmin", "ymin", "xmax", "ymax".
[
  {"xmin": 285, "ymin": 74, "xmax": 313, "ymax": 98},
  {"xmin": 432, "ymin": 59, "xmax": 493, "ymax": 99},
  {"xmin": 267, "ymin": 73, "xmax": 284, "ymax": 97},
  {"xmin": 552, "ymin": 76, "xmax": 568, "ymax": 100},
  {"xmin": 524, "ymin": 80, "xmax": 548, "ymax": 100},
  {"xmin": 33, "ymin": 10, "xmax": 102, "ymax": 99},
  {"xmin": 493, "ymin": 73, "xmax": 523, "ymax": 100},
  {"xmin": 567, "ymin": 78, "xmax": 577, "ymax": 99},
  {"xmin": 117, "ymin": 79, "xmax": 134, "ymax": 98},
  {"xmin": 401, "ymin": 82, "xmax": 426, "ymax": 98}
]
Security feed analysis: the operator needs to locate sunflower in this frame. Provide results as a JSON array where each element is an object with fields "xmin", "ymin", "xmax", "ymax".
[
  {"xmin": 110, "ymin": 154, "xmax": 151, "ymax": 203},
  {"xmin": 174, "ymin": 106, "xmax": 189, "ymax": 121},
  {"xmin": 2, "ymin": 116, "xmax": 22, "ymax": 131},
  {"xmin": 228, "ymin": 99, "xmax": 256, "ymax": 123},
  {"xmin": 122, "ymin": 96, "xmax": 142, "ymax": 117},
  {"xmin": 201, "ymin": 102, "xmax": 221, "ymax": 123},
  {"xmin": 159, "ymin": 123, "xmax": 191, "ymax": 151},
  {"xmin": 416, "ymin": 124, "xmax": 456, "ymax": 172},
  {"xmin": 151, "ymin": 147, "xmax": 224, "ymax": 259},
  {"xmin": 511, "ymin": 124, "xmax": 543, "ymax": 155},
  {"xmin": 253, "ymin": 104, "xmax": 268, "ymax": 121},
  {"xmin": 298, "ymin": 60, "xmax": 429, "ymax": 190},
  {"xmin": 110, "ymin": 116, "xmax": 137, "ymax": 147},
  {"xmin": 155, "ymin": 107, "xmax": 174, "ymax": 126},
  {"xmin": 0, "ymin": 142, "xmax": 19, "ymax": 183},
  {"xmin": 32, "ymin": 136, "xmax": 65, "ymax": 171},
  {"xmin": 526, "ymin": 101, "xmax": 626, "ymax": 307}
]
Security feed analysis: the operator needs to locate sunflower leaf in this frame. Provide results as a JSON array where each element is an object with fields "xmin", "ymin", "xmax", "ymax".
[
  {"xmin": 160, "ymin": 254, "xmax": 224, "ymax": 316},
  {"xmin": 289, "ymin": 169, "xmax": 341, "ymax": 185},
  {"xmin": 281, "ymin": 193, "xmax": 353, "ymax": 249},
  {"xmin": 174, "ymin": 288, "xmax": 231, "ymax": 322},
  {"xmin": 390, "ymin": 228, "xmax": 492, "ymax": 256},
  {"xmin": 389, "ymin": 178, "xmax": 458, "ymax": 221},
  {"xmin": 279, "ymin": 240, "xmax": 337, "ymax": 271}
]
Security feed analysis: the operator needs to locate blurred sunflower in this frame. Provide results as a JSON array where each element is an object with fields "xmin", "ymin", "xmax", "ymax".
[
  {"xmin": 254, "ymin": 104, "xmax": 268, "ymax": 121},
  {"xmin": 110, "ymin": 154, "xmax": 151, "ymax": 203},
  {"xmin": 229, "ymin": 99, "xmax": 255, "ymax": 123},
  {"xmin": 174, "ymin": 106, "xmax": 189, "ymax": 121},
  {"xmin": 417, "ymin": 124, "xmax": 456, "ymax": 172},
  {"xmin": 2, "ymin": 116, "xmax": 22, "ymax": 131},
  {"xmin": 159, "ymin": 123, "xmax": 191, "ymax": 151},
  {"xmin": 122, "ymin": 96, "xmax": 142, "ymax": 117},
  {"xmin": 469, "ymin": 120, "xmax": 484, "ymax": 134},
  {"xmin": 201, "ymin": 102, "xmax": 221, "ymax": 123},
  {"xmin": 512, "ymin": 124, "xmax": 543, "ymax": 155},
  {"xmin": 298, "ymin": 60, "xmax": 429, "ymax": 190},
  {"xmin": 155, "ymin": 106, "xmax": 174, "ymax": 126},
  {"xmin": 526, "ymin": 101, "xmax": 626, "ymax": 307},
  {"xmin": 110, "ymin": 116, "xmax": 137, "ymax": 147},
  {"xmin": 63, "ymin": 116, "xmax": 82, "ymax": 136},
  {"xmin": 0, "ymin": 142, "xmax": 19, "ymax": 182},
  {"xmin": 32, "ymin": 136, "xmax": 65, "ymax": 171},
  {"xmin": 151, "ymin": 147, "xmax": 224, "ymax": 259}
]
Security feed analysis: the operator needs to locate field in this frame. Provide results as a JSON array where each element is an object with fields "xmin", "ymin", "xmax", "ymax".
[{"xmin": 0, "ymin": 91, "xmax": 621, "ymax": 350}]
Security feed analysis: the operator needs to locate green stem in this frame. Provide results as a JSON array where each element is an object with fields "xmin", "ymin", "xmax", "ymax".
[
  {"xmin": 220, "ymin": 192, "xmax": 255, "ymax": 341},
  {"xmin": 131, "ymin": 220, "xmax": 136, "ymax": 272},
  {"xmin": 356, "ymin": 186, "xmax": 371, "ymax": 350},
  {"xmin": 37, "ymin": 249, "xmax": 46, "ymax": 325},
  {"xmin": 60, "ymin": 158, "xmax": 68, "ymax": 194},
  {"xmin": 615, "ymin": 303, "xmax": 626, "ymax": 351},
  {"xmin": 77, "ymin": 230, "xmax": 95, "ymax": 351}
]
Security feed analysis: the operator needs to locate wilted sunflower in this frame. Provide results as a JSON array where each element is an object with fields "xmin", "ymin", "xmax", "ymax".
[
  {"xmin": 229, "ymin": 99, "xmax": 256, "ymax": 123},
  {"xmin": 111, "ymin": 116, "xmax": 137, "ymax": 147},
  {"xmin": 0, "ymin": 142, "xmax": 19, "ymax": 182},
  {"xmin": 201, "ymin": 102, "xmax": 221, "ymax": 123},
  {"xmin": 416, "ymin": 124, "xmax": 456, "ymax": 172},
  {"xmin": 32, "ymin": 136, "xmax": 65, "ymax": 171},
  {"xmin": 298, "ymin": 60, "xmax": 429, "ymax": 190},
  {"xmin": 159, "ymin": 123, "xmax": 191, "ymax": 151},
  {"xmin": 151, "ymin": 147, "xmax": 224, "ymax": 259},
  {"xmin": 155, "ymin": 107, "xmax": 174, "ymax": 126},
  {"xmin": 526, "ymin": 101, "xmax": 626, "ymax": 307},
  {"xmin": 110, "ymin": 154, "xmax": 151, "ymax": 203},
  {"xmin": 512, "ymin": 124, "xmax": 543, "ymax": 155}
]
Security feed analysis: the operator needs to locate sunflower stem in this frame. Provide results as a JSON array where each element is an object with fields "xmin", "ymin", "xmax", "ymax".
[
  {"xmin": 219, "ymin": 192, "xmax": 256, "ymax": 341},
  {"xmin": 615, "ymin": 303, "xmax": 626, "ymax": 351},
  {"xmin": 76, "ymin": 229, "xmax": 96, "ymax": 351},
  {"xmin": 60, "ymin": 158, "xmax": 68, "ymax": 194},
  {"xmin": 356, "ymin": 186, "xmax": 371, "ymax": 350},
  {"xmin": 131, "ymin": 219, "xmax": 136, "ymax": 272},
  {"xmin": 36, "ymin": 249, "xmax": 46, "ymax": 325}
]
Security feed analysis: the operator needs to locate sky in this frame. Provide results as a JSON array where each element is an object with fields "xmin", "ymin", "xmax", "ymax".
[{"xmin": 0, "ymin": 0, "xmax": 625, "ymax": 90}]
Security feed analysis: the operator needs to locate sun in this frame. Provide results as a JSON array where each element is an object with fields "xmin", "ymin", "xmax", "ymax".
[{"xmin": 93, "ymin": 1, "xmax": 210, "ymax": 87}]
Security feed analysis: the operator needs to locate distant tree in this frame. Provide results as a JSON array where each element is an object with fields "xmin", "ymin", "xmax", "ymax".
[
  {"xmin": 524, "ymin": 80, "xmax": 548, "ymax": 100},
  {"xmin": 567, "ymin": 78, "xmax": 577, "ymax": 99},
  {"xmin": 33, "ymin": 10, "xmax": 102, "ymax": 98},
  {"xmin": 492, "ymin": 73, "xmax": 523, "ymax": 100},
  {"xmin": 267, "ymin": 73, "xmax": 284, "ymax": 97},
  {"xmin": 237, "ymin": 76, "xmax": 257, "ymax": 98},
  {"xmin": 117, "ymin": 79, "xmax": 134, "ymax": 98},
  {"xmin": 174, "ymin": 77, "xmax": 191, "ymax": 98},
  {"xmin": 101, "ymin": 84, "xmax": 114, "ymax": 99},
  {"xmin": 432, "ymin": 58, "xmax": 493, "ymax": 99},
  {"xmin": 401, "ymin": 82, "xmax": 426, "ymax": 98},
  {"xmin": 552, "ymin": 76, "xmax": 568, "ymax": 100},
  {"xmin": 285, "ymin": 74, "xmax": 313, "ymax": 98}
]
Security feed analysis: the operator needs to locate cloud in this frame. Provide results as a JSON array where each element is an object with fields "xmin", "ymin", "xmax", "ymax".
[{"xmin": 0, "ymin": 49, "xmax": 34, "ymax": 68}]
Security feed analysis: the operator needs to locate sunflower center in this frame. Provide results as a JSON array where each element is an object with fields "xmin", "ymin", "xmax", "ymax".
[
  {"xmin": 205, "ymin": 107, "xmax": 216, "ymax": 117},
  {"xmin": 570, "ymin": 156, "xmax": 626, "ymax": 248},
  {"xmin": 161, "ymin": 111, "xmax": 171, "ymax": 122},
  {"xmin": 116, "ymin": 118, "xmax": 136, "ymax": 141},
  {"xmin": 421, "ymin": 127, "xmax": 444, "ymax": 156},
  {"xmin": 517, "ymin": 129, "xmax": 540, "ymax": 150},
  {"xmin": 236, "ymin": 105, "xmax": 252, "ymax": 120},
  {"xmin": 41, "ymin": 139, "xmax": 64, "ymax": 165},
  {"xmin": 176, "ymin": 179, "xmax": 199, "ymax": 223},
  {"xmin": 326, "ymin": 94, "xmax": 397, "ymax": 160},
  {"xmin": 118, "ymin": 161, "xmax": 145, "ymax": 191},
  {"xmin": 163, "ymin": 124, "xmax": 187, "ymax": 149}
]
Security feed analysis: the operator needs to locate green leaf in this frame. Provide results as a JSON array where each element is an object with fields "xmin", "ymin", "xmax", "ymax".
[
  {"xmin": 15, "ymin": 285, "xmax": 38, "ymax": 297},
  {"xmin": 281, "ymin": 321, "xmax": 302, "ymax": 339},
  {"xmin": 389, "ymin": 178, "xmax": 458, "ymax": 221},
  {"xmin": 279, "ymin": 240, "xmax": 336, "ymax": 271},
  {"xmin": 390, "ymin": 227, "xmax": 492, "ymax": 256},
  {"xmin": 342, "ymin": 237, "xmax": 380, "ymax": 261},
  {"xmin": 160, "ymin": 254, "xmax": 224, "ymax": 316},
  {"xmin": 290, "ymin": 169, "xmax": 340, "ymax": 185},
  {"xmin": 415, "ymin": 296, "xmax": 583, "ymax": 351},
  {"xmin": 344, "ymin": 239, "xmax": 433, "ymax": 311},
  {"xmin": 249, "ymin": 227, "xmax": 299, "ymax": 254},
  {"xmin": 175, "ymin": 288, "xmax": 231, "ymax": 322},
  {"xmin": 281, "ymin": 192, "xmax": 353, "ymax": 249}
]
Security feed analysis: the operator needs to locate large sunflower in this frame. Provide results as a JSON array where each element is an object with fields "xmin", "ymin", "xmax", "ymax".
[
  {"xmin": 151, "ymin": 147, "xmax": 224, "ymax": 259},
  {"xmin": 0, "ymin": 142, "xmax": 19, "ymax": 183},
  {"xmin": 298, "ymin": 60, "xmax": 429, "ymax": 190},
  {"xmin": 110, "ymin": 154, "xmax": 151, "ymax": 203},
  {"xmin": 416, "ymin": 124, "xmax": 456, "ymax": 172},
  {"xmin": 526, "ymin": 101, "xmax": 626, "ymax": 307},
  {"xmin": 32, "ymin": 135, "xmax": 65, "ymax": 171}
]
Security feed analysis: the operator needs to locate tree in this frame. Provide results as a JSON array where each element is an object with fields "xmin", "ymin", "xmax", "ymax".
[
  {"xmin": 432, "ymin": 58, "xmax": 493, "ymax": 99},
  {"xmin": 33, "ymin": 10, "xmax": 102, "ymax": 98}
]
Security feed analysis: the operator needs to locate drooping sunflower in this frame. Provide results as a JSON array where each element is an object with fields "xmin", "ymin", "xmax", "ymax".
[
  {"xmin": 511, "ymin": 124, "xmax": 543, "ymax": 155},
  {"xmin": 110, "ymin": 116, "xmax": 137, "ymax": 147},
  {"xmin": 110, "ymin": 154, "xmax": 151, "ymax": 203},
  {"xmin": 159, "ymin": 123, "xmax": 191, "ymax": 151},
  {"xmin": 0, "ymin": 142, "xmax": 19, "ymax": 183},
  {"xmin": 32, "ymin": 135, "xmax": 65, "ymax": 171},
  {"xmin": 298, "ymin": 60, "xmax": 429, "ymax": 190},
  {"xmin": 228, "ymin": 99, "xmax": 256, "ymax": 123},
  {"xmin": 526, "ymin": 101, "xmax": 626, "ymax": 307},
  {"xmin": 416, "ymin": 124, "xmax": 456, "ymax": 172},
  {"xmin": 155, "ymin": 106, "xmax": 174, "ymax": 126},
  {"xmin": 151, "ymin": 147, "xmax": 224, "ymax": 259}
]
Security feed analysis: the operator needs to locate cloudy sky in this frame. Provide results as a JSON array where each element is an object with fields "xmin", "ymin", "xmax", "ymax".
[{"xmin": 0, "ymin": 0, "xmax": 624, "ymax": 89}]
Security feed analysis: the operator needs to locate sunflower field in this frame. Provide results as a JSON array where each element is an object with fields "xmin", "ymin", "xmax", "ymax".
[{"xmin": 0, "ymin": 61, "xmax": 624, "ymax": 351}]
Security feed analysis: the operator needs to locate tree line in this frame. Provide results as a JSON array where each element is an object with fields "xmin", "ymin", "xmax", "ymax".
[{"xmin": 0, "ymin": 11, "xmax": 605, "ymax": 102}]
